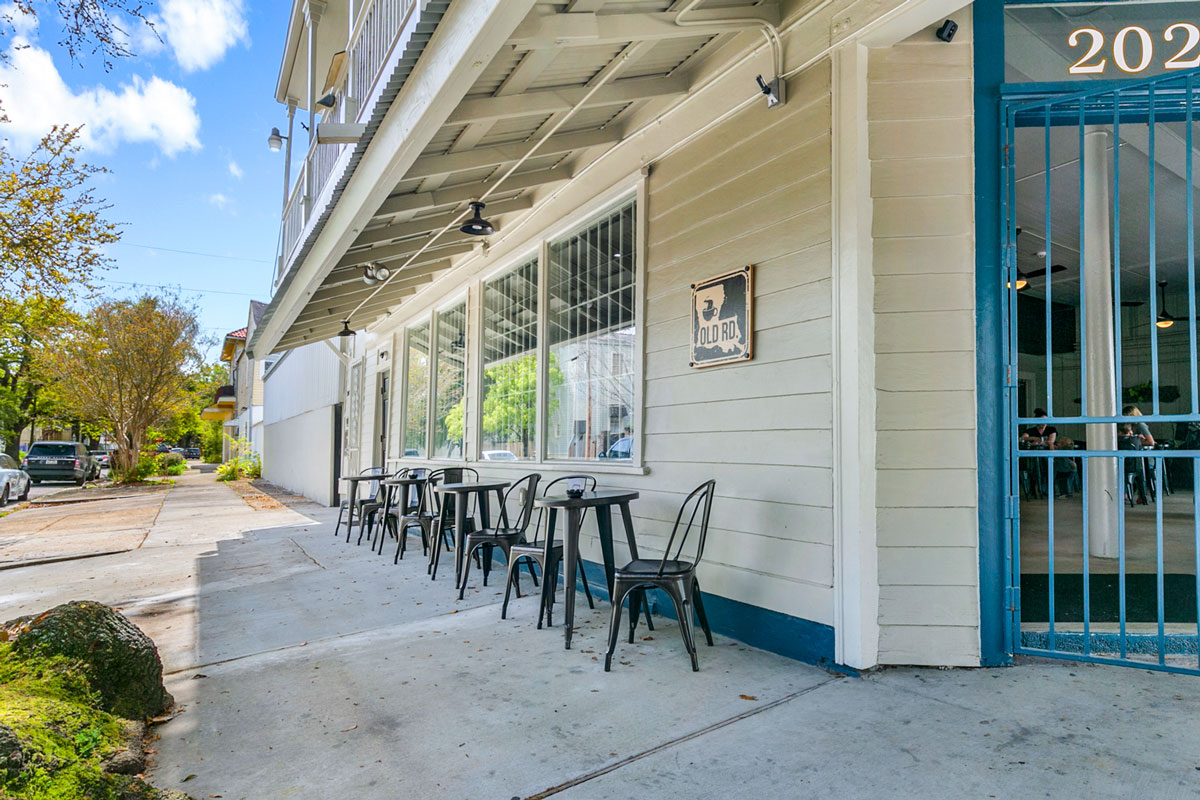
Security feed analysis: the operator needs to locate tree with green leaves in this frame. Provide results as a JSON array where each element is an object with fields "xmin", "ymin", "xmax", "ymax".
[
  {"xmin": 479, "ymin": 354, "xmax": 563, "ymax": 458},
  {"xmin": 0, "ymin": 295, "xmax": 78, "ymax": 459},
  {"xmin": 46, "ymin": 294, "xmax": 203, "ymax": 479}
]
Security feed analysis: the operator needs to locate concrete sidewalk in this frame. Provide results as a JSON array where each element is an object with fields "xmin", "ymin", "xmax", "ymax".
[
  {"xmin": 148, "ymin": 505, "xmax": 1200, "ymax": 800},
  {"xmin": 3, "ymin": 474, "xmax": 1198, "ymax": 799}
]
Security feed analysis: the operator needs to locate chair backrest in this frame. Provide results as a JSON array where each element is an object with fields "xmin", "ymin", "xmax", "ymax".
[
  {"xmin": 423, "ymin": 467, "xmax": 481, "ymax": 517},
  {"xmin": 362, "ymin": 466, "xmax": 385, "ymax": 500},
  {"xmin": 532, "ymin": 475, "xmax": 597, "ymax": 543},
  {"xmin": 498, "ymin": 473, "xmax": 541, "ymax": 532},
  {"xmin": 658, "ymin": 480, "xmax": 716, "ymax": 576}
]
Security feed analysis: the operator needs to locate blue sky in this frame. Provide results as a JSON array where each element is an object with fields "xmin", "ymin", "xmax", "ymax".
[{"xmin": 0, "ymin": 1, "xmax": 295, "ymax": 361}]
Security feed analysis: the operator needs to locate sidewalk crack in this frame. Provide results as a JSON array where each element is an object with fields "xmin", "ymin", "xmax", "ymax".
[
  {"xmin": 521, "ymin": 675, "xmax": 843, "ymax": 799},
  {"xmin": 289, "ymin": 537, "xmax": 326, "ymax": 569}
]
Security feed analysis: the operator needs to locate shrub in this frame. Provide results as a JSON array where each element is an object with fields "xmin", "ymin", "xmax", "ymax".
[{"xmin": 215, "ymin": 436, "xmax": 261, "ymax": 482}]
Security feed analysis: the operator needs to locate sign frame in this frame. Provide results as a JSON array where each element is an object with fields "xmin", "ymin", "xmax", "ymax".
[{"xmin": 689, "ymin": 265, "xmax": 754, "ymax": 369}]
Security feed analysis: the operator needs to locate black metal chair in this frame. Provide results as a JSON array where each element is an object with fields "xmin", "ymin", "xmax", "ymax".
[
  {"xmin": 1119, "ymin": 436, "xmax": 1147, "ymax": 506},
  {"xmin": 426, "ymin": 467, "xmax": 479, "ymax": 580},
  {"xmin": 360, "ymin": 467, "xmax": 408, "ymax": 546},
  {"xmin": 379, "ymin": 468, "xmax": 429, "ymax": 560},
  {"xmin": 604, "ymin": 480, "xmax": 716, "ymax": 672},
  {"xmin": 457, "ymin": 473, "xmax": 541, "ymax": 599},
  {"xmin": 501, "ymin": 475, "xmax": 597, "ymax": 624},
  {"xmin": 334, "ymin": 467, "xmax": 384, "ymax": 542}
]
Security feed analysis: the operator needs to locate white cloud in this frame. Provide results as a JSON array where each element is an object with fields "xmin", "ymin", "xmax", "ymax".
[
  {"xmin": 208, "ymin": 192, "xmax": 230, "ymax": 210},
  {"xmin": 2, "ymin": 4, "xmax": 37, "ymax": 36},
  {"xmin": 109, "ymin": 12, "xmax": 167, "ymax": 59},
  {"xmin": 0, "ymin": 38, "xmax": 202, "ymax": 156},
  {"xmin": 228, "ymin": 159, "xmax": 243, "ymax": 179},
  {"xmin": 158, "ymin": 0, "xmax": 249, "ymax": 73}
]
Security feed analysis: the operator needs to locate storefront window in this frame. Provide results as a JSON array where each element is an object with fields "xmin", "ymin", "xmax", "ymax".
[
  {"xmin": 481, "ymin": 258, "xmax": 539, "ymax": 460},
  {"xmin": 546, "ymin": 199, "xmax": 637, "ymax": 461},
  {"xmin": 433, "ymin": 302, "xmax": 467, "ymax": 458},
  {"xmin": 402, "ymin": 321, "xmax": 429, "ymax": 458}
]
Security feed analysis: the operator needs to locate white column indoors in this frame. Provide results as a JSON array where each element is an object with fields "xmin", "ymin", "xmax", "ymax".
[{"xmin": 1082, "ymin": 126, "xmax": 1120, "ymax": 558}]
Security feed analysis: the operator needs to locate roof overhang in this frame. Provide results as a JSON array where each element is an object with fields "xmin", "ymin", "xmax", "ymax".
[{"xmin": 252, "ymin": 0, "xmax": 788, "ymax": 357}]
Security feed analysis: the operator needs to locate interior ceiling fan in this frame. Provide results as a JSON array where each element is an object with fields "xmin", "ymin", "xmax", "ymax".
[{"xmin": 1012, "ymin": 227, "xmax": 1068, "ymax": 289}]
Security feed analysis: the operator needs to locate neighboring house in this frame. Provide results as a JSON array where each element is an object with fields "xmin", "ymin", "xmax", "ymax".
[
  {"xmin": 244, "ymin": 0, "xmax": 1200, "ymax": 680},
  {"xmin": 203, "ymin": 301, "xmax": 268, "ymax": 461},
  {"xmin": 261, "ymin": 339, "xmax": 346, "ymax": 507}
]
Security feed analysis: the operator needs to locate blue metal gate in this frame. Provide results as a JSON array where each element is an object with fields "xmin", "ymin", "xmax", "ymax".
[{"xmin": 1003, "ymin": 68, "xmax": 1200, "ymax": 674}]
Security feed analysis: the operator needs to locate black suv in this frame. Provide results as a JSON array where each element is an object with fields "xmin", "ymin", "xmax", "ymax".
[{"xmin": 22, "ymin": 442, "xmax": 99, "ymax": 485}]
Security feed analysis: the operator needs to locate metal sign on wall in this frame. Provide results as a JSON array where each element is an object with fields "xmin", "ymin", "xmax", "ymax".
[{"xmin": 690, "ymin": 265, "xmax": 753, "ymax": 368}]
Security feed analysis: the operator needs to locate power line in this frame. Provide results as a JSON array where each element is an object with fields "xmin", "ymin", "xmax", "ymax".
[
  {"xmin": 111, "ymin": 241, "xmax": 273, "ymax": 263},
  {"xmin": 100, "ymin": 279, "xmax": 263, "ymax": 298}
]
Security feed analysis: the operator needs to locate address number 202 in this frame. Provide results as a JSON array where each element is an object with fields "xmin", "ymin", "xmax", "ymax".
[{"xmin": 1069, "ymin": 23, "xmax": 1200, "ymax": 74}]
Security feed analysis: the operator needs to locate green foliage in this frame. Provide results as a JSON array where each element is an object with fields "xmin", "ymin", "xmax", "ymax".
[
  {"xmin": 0, "ymin": 126, "xmax": 119, "ymax": 300},
  {"xmin": 215, "ymin": 436, "xmax": 259, "ymax": 482},
  {"xmin": 47, "ymin": 294, "xmax": 204, "ymax": 476},
  {"xmin": 478, "ymin": 353, "xmax": 564, "ymax": 457},
  {"xmin": 201, "ymin": 419, "xmax": 223, "ymax": 463},
  {"xmin": 0, "ymin": 296, "xmax": 79, "ymax": 459}
]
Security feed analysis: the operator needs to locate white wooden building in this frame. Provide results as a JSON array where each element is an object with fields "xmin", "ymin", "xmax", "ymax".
[{"xmin": 250, "ymin": 0, "xmax": 1200, "ymax": 674}]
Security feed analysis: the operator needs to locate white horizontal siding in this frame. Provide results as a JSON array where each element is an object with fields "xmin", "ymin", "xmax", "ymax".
[
  {"xmin": 263, "ymin": 340, "xmax": 343, "ymax": 424},
  {"xmin": 869, "ymin": 13, "xmax": 980, "ymax": 667}
]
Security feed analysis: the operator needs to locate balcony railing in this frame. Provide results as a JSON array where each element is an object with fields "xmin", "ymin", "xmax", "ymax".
[
  {"xmin": 349, "ymin": 0, "xmax": 417, "ymax": 114},
  {"xmin": 276, "ymin": 0, "xmax": 420, "ymax": 284}
]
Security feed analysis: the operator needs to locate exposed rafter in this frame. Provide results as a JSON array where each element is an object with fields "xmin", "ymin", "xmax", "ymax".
[
  {"xmin": 445, "ymin": 75, "xmax": 688, "ymax": 126},
  {"xmin": 509, "ymin": 6, "xmax": 780, "ymax": 50},
  {"xmin": 335, "ymin": 240, "xmax": 475, "ymax": 271},
  {"xmin": 353, "ymin": 196, "xmax": 533, "ymax": 249},
  {"xmin": 407, "ymin": 128, "xmax": 620, "ymax": 181},
  {"xmin": 374, "ymin": 167, "xmax": 570, "ymax": 218},
  {"xmin": 311, "ymin": 260, "xmax": 451, "ymax": 300}
]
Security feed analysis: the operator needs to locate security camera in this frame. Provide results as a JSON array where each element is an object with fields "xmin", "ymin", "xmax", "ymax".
[{"xmin": 936, "ymin": 20, "xmax": 958, "ymax": 42}]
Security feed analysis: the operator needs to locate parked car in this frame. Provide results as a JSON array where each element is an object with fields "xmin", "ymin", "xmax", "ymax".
[
  {"xmin": 89, "ymin": 450, "xmax": 112, "ymax": 470},
  {"xmin": 184, "ymin": 447, "xmax": 201, "ymax": 460},
  {"xmin": 169, "ymin": 447, "xmax": 187, "ymax": 458},
  {"xmin": 600, "ymin": 437, "xmax": 633, "ymax": 460},
  {"xmin": 0, "ymin": 453, "xmax": 31, "ymax": 506},
  {"xmin": 481, "ymin": 450, "xmax": 517, "ymax": 461},
  {"xmin": 21, "ymin": 441, "xmax": 99, "ymax": 485}
]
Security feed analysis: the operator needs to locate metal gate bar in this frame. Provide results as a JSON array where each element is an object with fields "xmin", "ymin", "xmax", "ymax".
[{"xmin": 1004, "ymin": 67, "xmax": 1200, "ymax": 675}]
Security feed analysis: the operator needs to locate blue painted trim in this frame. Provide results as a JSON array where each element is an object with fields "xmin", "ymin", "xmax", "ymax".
[
  {"xmin": 975, "ymin": 0, "xmax": 1010, "ymax": 668},
  {"xmin": 573, "ymin": 560, "xmax": 845, "ymax": 673}
]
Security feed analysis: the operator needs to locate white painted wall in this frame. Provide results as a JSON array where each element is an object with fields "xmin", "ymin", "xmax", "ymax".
[
  {"xmin": 263, "ymin": 406, "xmax": 338, "ymax": 506},
  {"xmin": 263, "ymin": 340, "xmax": 344, "ymax": 504},
  {"xmin": 868, "ymin": 11, "xmax": 980, "ymax": 666}
]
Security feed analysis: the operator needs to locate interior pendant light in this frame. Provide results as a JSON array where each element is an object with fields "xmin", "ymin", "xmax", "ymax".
[
  {"xmin": 338, "ymin": 321, "xmax": 356, "ymax": 337},
  {"xmin": 1156, "ymin": 279, "xmax": 1178, "ymax": 329},
  {"xmin": 460, "ymin": 201, "xmax": 495, "ymax": 236}
]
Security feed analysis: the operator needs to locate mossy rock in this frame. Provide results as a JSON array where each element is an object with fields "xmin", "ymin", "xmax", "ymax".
[{"xmin": 7, "ymin": 602, "xmax": 172, "ymax": 720}]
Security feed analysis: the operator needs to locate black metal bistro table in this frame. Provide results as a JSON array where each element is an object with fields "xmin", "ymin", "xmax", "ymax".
[
  {"xmin": 434, "ymin": 480, "xmax": 509, "ymax": 584},
  {"xmin": 341, "ymin": 472, "xmax": 383, "ymax": 543},
  {"xmin": 375, "ymin": 475, "xmax": 427, "ymax": 555},
  {"xmin": 533, "ymin": 490, "xmax": 640, "ymax": 649}
]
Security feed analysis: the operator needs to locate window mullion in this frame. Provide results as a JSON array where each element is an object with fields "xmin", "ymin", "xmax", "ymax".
[{"xmin": 537, "ymin": 240, "xmax": 550, "ymax": 464}]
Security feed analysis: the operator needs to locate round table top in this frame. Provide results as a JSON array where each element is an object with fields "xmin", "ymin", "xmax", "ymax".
[
  {"xmin": 436, "ymin": 480, "xmax": 510, "ymax": 493},
  {"xmin": 535, "ymin": 489, "xmax": 639, "ymax": 508},
  {"xmin": 385, "ymin": 475, "xmax": 427, "ymax": 485}
]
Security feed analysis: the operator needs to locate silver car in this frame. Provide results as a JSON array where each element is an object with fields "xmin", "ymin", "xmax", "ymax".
[{"xmin": 0, "ymin": 453, "xmax": 31, "ymax": 506}]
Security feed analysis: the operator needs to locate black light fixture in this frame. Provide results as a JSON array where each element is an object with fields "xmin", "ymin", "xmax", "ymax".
[
  {"xmin": 267, "ymin": 126, "xmax": 287, "ymax": 152},
  {"xmin": 460, "ymin": 201, "xmax": 495, "ymax": 236},
  {"xmin": 316, "ymin": 92, "xmax": 337, "ymax": 109},
  {"xmin": 338, "ymin": 320, "xmax": 356, "ymax": 337},
  {"xmin": 1156, "ymin": 279, "xmax": 1179, "ymax": 329}
]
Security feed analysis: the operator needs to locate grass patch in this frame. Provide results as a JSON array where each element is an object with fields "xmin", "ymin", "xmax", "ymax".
[{"xmin": 0, "ymin": 642, "xmax": 152, "ymax": 800}]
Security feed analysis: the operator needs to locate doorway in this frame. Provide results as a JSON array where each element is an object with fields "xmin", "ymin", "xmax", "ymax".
[{"xmin": 1002, "ymin": 68, "xmax": 1200, "ymax": 674}]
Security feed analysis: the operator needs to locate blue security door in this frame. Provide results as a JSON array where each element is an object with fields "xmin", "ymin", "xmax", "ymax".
[{"xmin": 1002, "ymin": 68, "xmax": 1200, "ymax": 674}]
